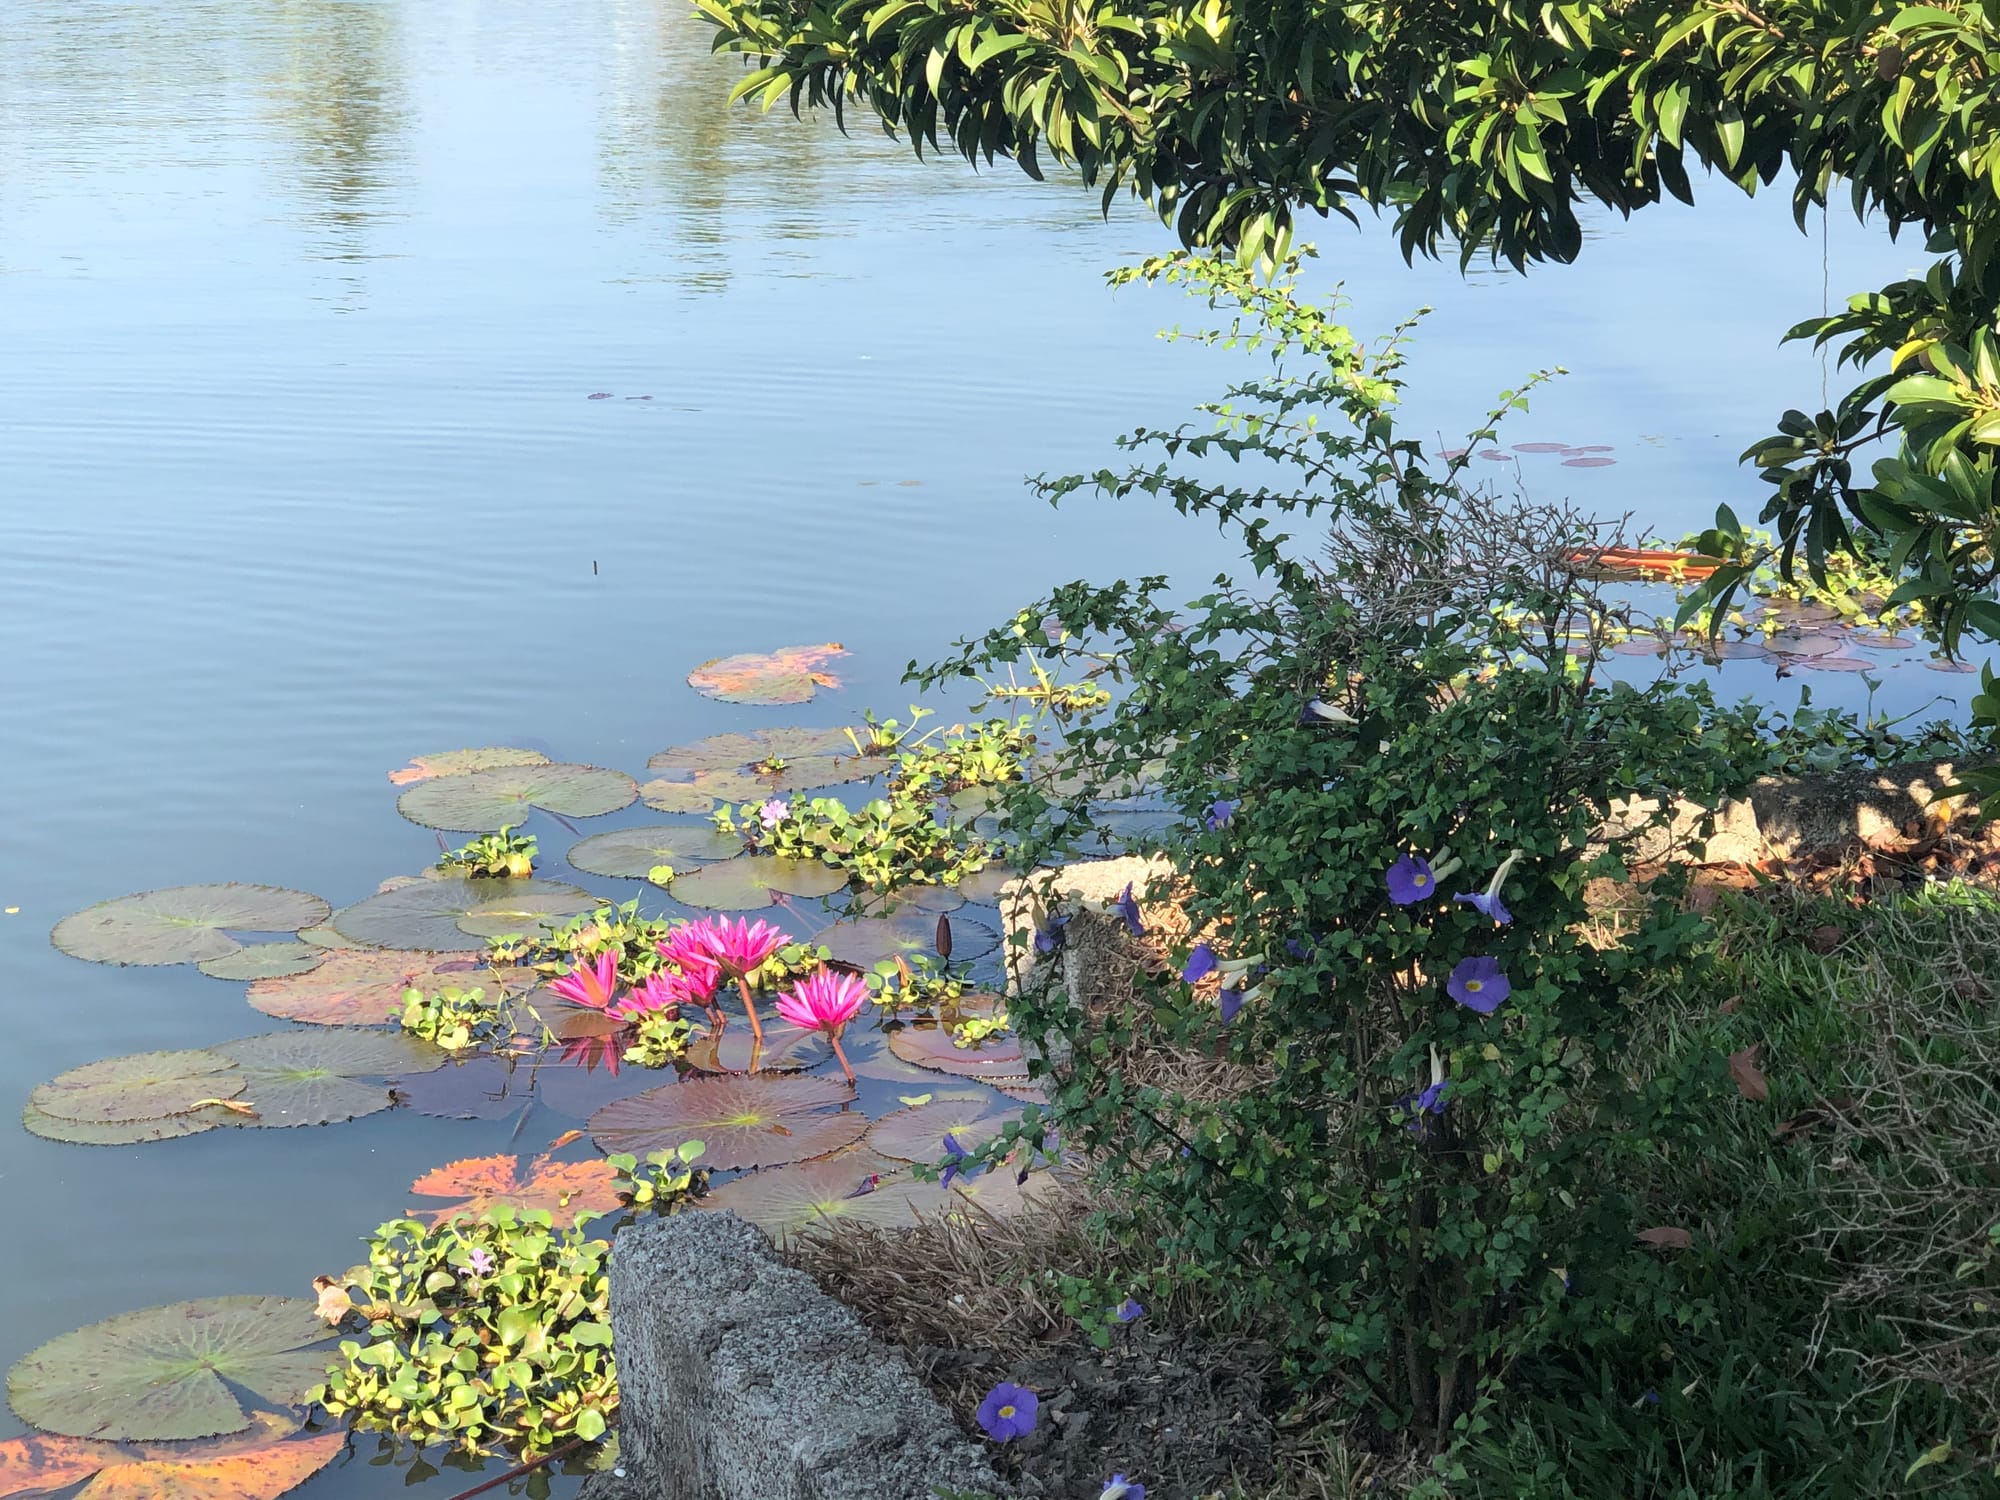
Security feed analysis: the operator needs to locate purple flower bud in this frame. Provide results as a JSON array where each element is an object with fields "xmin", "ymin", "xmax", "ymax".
[
  {"xmin": 1182, "ymin": 943, "xmax": 1218, "ymax": 984},
  {"xmin": 1113, "ymin": 883, "xmax": 1145, "ymax": 937}
]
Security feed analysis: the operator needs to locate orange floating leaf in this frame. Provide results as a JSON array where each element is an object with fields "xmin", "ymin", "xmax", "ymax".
[
  {"xmin": 79, "ymin": 1427, "xmax": 344, "ymax": 1500},
  {"xmin": 0, "ymin": 1433, "xmax": 125, "ymax": 1497},
  {"xmin": 409, "ymin": 1151, "xmax": 621, "ymax": 1227},
  {"xmin": 386, "ymin": 748, "xmax": 551, "ymax": 785},
  {"xmin": 687, "ymin": 644, "xmax": 850, "ymax": 705}
]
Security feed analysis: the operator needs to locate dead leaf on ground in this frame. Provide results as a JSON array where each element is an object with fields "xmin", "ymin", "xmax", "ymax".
[
  {"xmin": 1728, "ymin": 1045, "xmax": 1769, "ymax": 1103},
  {"xmin": 1636, "ymin": 1226, "xmax": 1695, "ymax": 1250},
  {"xmin": 1805, "ymin": 923, "xmax": 1845, "ymax": 954}
]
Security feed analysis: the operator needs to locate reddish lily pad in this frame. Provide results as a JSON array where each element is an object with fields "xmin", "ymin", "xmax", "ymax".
[
  {"xmin": 247, "ymin": 948, "xmax": 513, "ymax": 1026},
  {"xmin": 397, "ymin": 764, "xmax": 637, "ymax": 832},
  {"xmin": 867, "ymin": 1095, "xmax": 1019, "ymax": 1162},
  {"xmin": 589, "ymin": 1073, "xmax": 865, "ymax": 1168},
  {"xmin": 568, "ymin": 826, "xmax": 740, "ymax": 878},
  {"xmin": 68, "ymin": 1423, "xmax": 344, "ymax": 1500},
  {"xmin": 668, "ymin": 856, "xmax": 848, "ymax": 909},
  {"xmin": 1799, "ymin": 655, "xmax": 1877, "ymax": 672},
  {"xmin": 688, "ymin": 644, "xmax": 849, "ymax": 705},
  {"xmin": 1766, "ymin": 632, "xmax": 1846, "ymax": 659},
  {"xmin": 387, "ymin": 748, "xmax": 551, "ymax": 786},
  {"xmin": 888, "ymin": 1023, "xmax": 1029, "ymax": 1081},
  {"xmin": 29, "ymin": 1051, "xmax": 243, "ymax": 1124},
  {"xmin": 52, "ymin": 886, "xmax": 331, "ymax": 968},
  {"xmin": 5, "ymin": 1296, "xmax": 330, "ymax": 1441},
  {"xmin": 331, "ymin": 876, "xmax": 596, "ymax": 950},
  {"xmin": 409, "ymin": 1152, "xmax": 620, "ymax": 1227},
  {"xmin": 682, "ymin": 1025, "xmax": 828, "ymax": 1075},
  {"xmin": 695, "ymin": 1149, "xmax": 903, "ymax": 1241}
]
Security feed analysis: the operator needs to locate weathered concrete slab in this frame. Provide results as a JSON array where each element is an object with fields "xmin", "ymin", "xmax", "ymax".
[{"xmin": 585, "ymin": 1210, "xmax": 1010, "ymax": 1500}]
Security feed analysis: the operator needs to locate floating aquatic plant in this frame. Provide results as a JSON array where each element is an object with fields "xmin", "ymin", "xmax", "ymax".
[
  {"xmin": 386, "ymin": 747, "xmax": 551, "ymax": 785},
  {"xmin": 588, "ymin": 1073, "xmax": 864, "ymax": 1169},
  {"xmin": 395, "ymin": 763, "xmax": 637, "ymax": 833},
  {"xmin": 51, "ymin": 884, "xmax": 331, "ymax": 968},
  {"xmin": 249, "ymin": 948, "xmax": 521, "ymax": 1027},
  {"xmin": 332, "ymin": 876, "xmax": 597, "ymax": 951},
  {"xmin": 408, "ymin": 1150, "xmax": 623, "ymax": 1228},
  {"xmin": 436, "ymin": 825, "xmax": 536, "ymax": 878},
  {"xmin": 864, "ymin": 1094, "xmax": 1018, "ymax": 1162},
  {"xmin": 664, "ymin": 854, "xmax": 847, "ymax": 909},
  {"xmin": 565, "ymin": 825, "xmax": 739, "ymax": 880},
  {"xmin": 0, "ymin": 1415, "xmax": 344, "ymax": 1500},
  {"xmin": 686, "ymin": 643, "xmax": 848, "ymax": 704},
  {"xmin": 397, "ymin": 982, "xmax": 512, "ymax": 1051}
]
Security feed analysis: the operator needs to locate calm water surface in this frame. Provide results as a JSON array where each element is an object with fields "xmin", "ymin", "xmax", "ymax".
[{"xmin": 0, "ymin": 1, "xmax": 1965, "ymax": 1491}]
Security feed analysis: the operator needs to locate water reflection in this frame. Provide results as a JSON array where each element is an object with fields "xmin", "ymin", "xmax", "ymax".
[{"xmin": 258, "ymin": 0, "xmax": 408, "ymax": 277}]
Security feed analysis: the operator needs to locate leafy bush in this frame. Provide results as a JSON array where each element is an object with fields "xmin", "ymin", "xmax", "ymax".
[{"xmin": 925, "ymin": 252, "xmax": 1753, "ymax": 1448}]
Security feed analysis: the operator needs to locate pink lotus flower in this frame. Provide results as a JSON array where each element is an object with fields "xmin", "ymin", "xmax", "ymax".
[
  {"xmin": 655, "ymin": 927, "xmax": 723, "ymax": 1001},
  {"xmin": 548, "ymin": 950, "xmax": 620, "ymax": 1012},
  {"xmin": 609, "ymin": 972, "xmax": 686, "ymax": 1024},
  {"xmin": 691, "ymin": 917, "xmax": 790, "ymax": 981},
  {"xmin": 775, "ymin": 967, "xmax": 867, "ymax": 1084}
]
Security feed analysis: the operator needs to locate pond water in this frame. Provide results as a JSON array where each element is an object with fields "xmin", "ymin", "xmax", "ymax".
[{"xmin": 0, "ymin": 0, "xmax": 1977, "ymax": 1493}]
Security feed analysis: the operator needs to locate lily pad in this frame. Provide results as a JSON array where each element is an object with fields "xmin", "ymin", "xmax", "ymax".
[
  {"xmin": 1766, "ymin": 632, "xmax": 1847, "ymax": 659},
  {"xmin": 690, "ymin": 769, "xmax": 779, "ymax": 803},
  {"xmin": 647, "ymin": 728, "xmax": 855, "ymax": 777},
  {"xmin": 669, "ymin": 856, "xmax": 848, "ymax": 909},
  {"xmin": 248, "ymin": 948, "xmax": 515, "ymax": 1026},
  {"xmin": 21, "ymin": 1101, "xmax": 241, "ymax": 1147},
  {"xmin": 294, "ymin": 924, "xmax": 345, "ymax": 949},
  {"xmin": 955, "ymin": 866, "xmax": 1018, "ymax": 903},
  {"xmin": 568, "ymin": 826, "xmax": 741, "ymax": 879},
  {"xmin": 396, "ymin": 764, "xmax": 637, "ymax": 832},
  {"xmin": 52, "ymin": 886, "xmax": 332, "ymax": 968},
  {"xmin": 867, "ymin": 1095, "xmax": 1019, "ymax": 1162},
  {"xmin": 589, "ymin": 1073, "xmax": 865, "ymax": 1169},
  {"xmin": 387, "ymin": 747, "xmax": 551, "ymax": 786},
  {"xmin": 6, "ymin": 1296, "xmax": 331, "ymax": 1441},
  {"xmin": 29, "ymin": 1051, "xmax": 243, "ymax": 1124},
  {"xmin": 638, "ymin": 779, "xmax": 717, "ymax": 815},
  {"xmin": 331, "ymin": 876, "xmax": 596, "ymax": 950},
  {"xmin": 700, "ymin": 1152, "xmax": 973, "ymax": 1242},
  {"xmin": 1686, "ymin": 638, "xmax": 1771, "ymax": 662},
  {"xmin": 195, "ymin": 943, "xmax": 326, "ymax": 982},
  {"xmin": 73, "ymin": 1423, "xmax": 344, "ymax": 1500},
  {"xmin": 409, "ymin": 1152, "xmax": 620, "ymax": 1227},
  {"xmin": 888, "ymin": 1023, "xmax": 1029, "ymax": 1081},
  {"xmin": 820, "ymin": 911, "xmax": 999, "ymax": 967},
  {"xmin": 210, "ymin": 1029, "xmax": 446, "ymax": 1128},
  {"xmin": 688, "ymin": 644, "xmax": 849, "ymax": 705}
]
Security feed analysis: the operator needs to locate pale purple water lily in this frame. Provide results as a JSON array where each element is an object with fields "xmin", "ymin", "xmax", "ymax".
[
  {"xmin": 1101, "ymin": 1477, "xmax": 1146, "ymax": 1500},
  {"xmin": 1182, "ymin": 943, "xmax": 1218, "ymax": 983},
  {"xmin": 975, "ymin": 1382, "xmax": 1039, "ymax": 1442},
  {"xmin": 758, "ymin": 797, "xmax": 790, "ymax": 829},
  {"xmin": 1203, "ymin": 797, "xmax": 1239, "ymax": 831},
  {"xmin": 1447, "ymin": 955, "xmax": 1511, "ymax": 1014},
  {"xmin": 1386, "ymin": 853, "xmax": 1438, "ymax": 906},
  {"xmin": 1113, "ymin": 1298, "xmax": 1144, "ymax": 1323}
]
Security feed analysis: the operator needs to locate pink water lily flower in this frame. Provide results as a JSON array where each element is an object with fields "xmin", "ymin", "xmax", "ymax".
[
  {"xmin": 687, "ymin": 916, "xmax": 793, "ymax": 1049},
  {"xmin": 548, "ymin": 950, "xmax": 620, "ymax": 1012},
  {"xmin": 610, "ymin": 971, "xmax": 687, "ymax": 1024},
  {"xmin": 774, "ymin": 967, "xmax": 867, "ymax": 1084}
]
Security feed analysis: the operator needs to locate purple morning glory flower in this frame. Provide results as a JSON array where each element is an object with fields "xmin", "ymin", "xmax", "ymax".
[
  {"xmin": 758, "ymin": 797, "xmax": 790, "ymax": 829},
  {"xmin": 1447, "ymin": 956, "xmax": 1511, "ymax": 1014},
  {"xmin": 1034, "ymin": 913, "xmax": 1069, "ymax": 955},
  {"xmin": 1203, "ymin": 798, "xmax": 1238, "ymax": 831},
  {"xmin": 1640, "ymin": 1389, "xmax": 1661, "ymax": 1407},
  {"xmin": 1101, "ymin": 1477, "xmax": 1146, "ymax": 1500},
  {"xmin": 1455, "ymin": 890, "xmax": 1513, "ymax": 925},
  {"xmin": 467, "ymin": 1247, "xmax": 494, "ymax": 1276},
  {"xmin": 1399, "ymin": 1078, "xmax": 1451, "ymax": 1133},
  {"xmin": 940, "ymin": 1130, "xmax": 981, "ymax": 1188},
  {"xmin": 1219, "ymin": 987, "xmax": 1246, "ymax": 1024},
  {"xmin": 1182, "ymin": 943, "xmax": 1218, "ymax": 983},
  {"xmin": 1114, "ymin": 1298, "xmax": 1144, "ymax": 1323},
  {"xmin": 1386, "ymin": 853, "xmax": 1437, "ymax": 905},
  {"xmin": 975, "ymin": 1382, "xmax": 1039, "ymax": 1442},
  {"xmin": 1113, "ymin": 882, "xmax": 1145, "ymax": 937}
]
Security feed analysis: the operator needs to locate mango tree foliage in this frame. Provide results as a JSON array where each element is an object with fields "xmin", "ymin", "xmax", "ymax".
[{"xmin": 696, "ymin": 0, "xmax": 2000, "ymax": 643}]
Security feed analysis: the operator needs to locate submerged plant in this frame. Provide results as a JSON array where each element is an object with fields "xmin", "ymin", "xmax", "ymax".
[
  {"xmin": 313, "ymin": 1207, "xmax": 617, "ymax": 1456},
  {"xmin": 436, "ymin": 826, "xmax": 537, "ymax": 879}
]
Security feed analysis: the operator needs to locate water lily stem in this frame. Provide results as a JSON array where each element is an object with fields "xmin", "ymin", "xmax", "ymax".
[
  {"xmin": 737, "ymin": 976, "xmax": 766, "ymax": 1046},
  {"xmin": 829, "ymin": 1028, "xmax": 857, "ymax": 1086}
]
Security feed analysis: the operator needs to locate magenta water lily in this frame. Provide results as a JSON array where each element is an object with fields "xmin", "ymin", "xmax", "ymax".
[
  {"xmin": 774, "ymin": 967, "xmax": 867, "ymax": 1084},
  {"xmin": 975, "ymin": 1381, "xmax": 1039, "ymax": 1442}
]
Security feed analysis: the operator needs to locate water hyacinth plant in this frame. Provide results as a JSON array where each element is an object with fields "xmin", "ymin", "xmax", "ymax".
[{"xmin": 919, "ymin": 252, "xmax": 1751, "ymax": 1445}]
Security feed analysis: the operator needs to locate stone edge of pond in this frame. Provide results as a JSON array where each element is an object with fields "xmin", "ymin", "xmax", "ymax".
[{"xmin": 583, "ymin": 1210, "xmax": 1015, "ymax": 1500}]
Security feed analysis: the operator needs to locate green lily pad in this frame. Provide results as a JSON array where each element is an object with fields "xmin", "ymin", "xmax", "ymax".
[
  {"xmin": 20, "ymin": 1101, "xmax": 241, "ymax": 1146},
  {"xmin": 396, "ymin": 764, "xmax": 638, "ymax": 832},
  {"xmin": 866, "ymin": 1095, "xmax": 1019, "ymax": 1162},
  {"xmin": 331, "ymin": 876, "xmax": 595, "ymax": 950},
  {"xmin": 211, "ymin": 1029, "xmax": 446, "ymax": 1127},
  {"xmin": 195, "ymin": 943, "xmax": 326, "ymax": 982},
  {"xmin": 29, "ymin": 1051, "xmax": 243, "ymax": 1124},
  {"xmin": 6, "ymin": 1296, "xmax": 331, "ymax": 1441},
  {"xmin": 687, "ymin": 644, "xmax": 849, "ymax": 705},
  {"xmin": 887, "ymin": 1022, "xmax": 1029, "ymax": 1081},
  {"xmin": 388, "ymin": 748, "xmax": 551, "ymax": 785},
  {"xmin": 668, "ymin": 857, "xmax": 848, "ymax": 909},
  {"xmin": 637, "ymin": 779, "xmax": 718, "ymax": 815},
  {"xmin": 567, "ymin": 826, "xmax": 741, "ymax": 879},
  {"xmin": 295, "ymin": 924, "xmax": 346, "ymax": 949},
  {"xmin": 52, "ymin": 885, "xmax": 332, "ymax": 968},
  {"xmin": 690, "ymin": 769, "xmax": 778, "ymax": 803},
  {"xmin": 589, "ymin": 1073, "xmax": 865, "ymax": 1169},
  {"xmin": 247, "ymin": 948, "xmax": 514, "ymax": 1025},
  {"xmin": 820, "ymin": 911, "xmax": 998, "ymax": 967},
  {"xmin": 756, "ymin": 755, "xmax": 887, "ymax": 793},
  {"xmin": 648, "ymin": 728, "xmax": 856, "ymax": 776}
]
